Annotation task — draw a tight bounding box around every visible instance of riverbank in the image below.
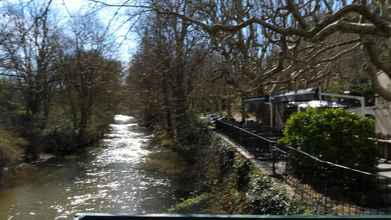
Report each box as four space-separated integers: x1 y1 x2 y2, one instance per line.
0 115 118 183
0 129 27 183
149 124 308 214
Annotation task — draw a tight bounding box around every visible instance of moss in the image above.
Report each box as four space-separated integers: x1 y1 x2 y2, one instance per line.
142 149 187 176
155 129 175 148
169 193 211 213
233 155 251 192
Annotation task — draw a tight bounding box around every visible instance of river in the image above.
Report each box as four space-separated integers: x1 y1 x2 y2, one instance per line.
0 115 182 220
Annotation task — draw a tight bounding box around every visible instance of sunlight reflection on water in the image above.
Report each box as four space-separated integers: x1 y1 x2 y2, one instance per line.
0 114 175 220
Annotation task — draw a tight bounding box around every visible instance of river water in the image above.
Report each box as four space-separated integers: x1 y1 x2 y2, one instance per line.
0 115 180 220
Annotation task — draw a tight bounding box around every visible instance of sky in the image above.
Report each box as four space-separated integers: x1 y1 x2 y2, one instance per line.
53 0 139 62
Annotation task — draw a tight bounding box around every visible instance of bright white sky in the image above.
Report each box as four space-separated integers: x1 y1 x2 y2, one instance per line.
53 0 138 62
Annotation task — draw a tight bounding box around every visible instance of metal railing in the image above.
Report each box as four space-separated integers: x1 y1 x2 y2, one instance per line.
376 139 391 160
215 119 391 215
74 213 391 220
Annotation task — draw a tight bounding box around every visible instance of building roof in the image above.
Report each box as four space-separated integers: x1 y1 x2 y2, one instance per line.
243 88 320 104
243 96 270 103
272 88 319 103
289 100 346 109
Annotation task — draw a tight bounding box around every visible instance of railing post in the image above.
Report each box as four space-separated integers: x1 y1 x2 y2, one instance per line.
272 146 276 175
284 147 288 182
324 172 328 214
239 129 243 145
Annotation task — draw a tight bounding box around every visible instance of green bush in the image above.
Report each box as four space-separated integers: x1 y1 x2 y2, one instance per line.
280 108 376 172
280 108 380 205
177 113 211 145
280 109 377 200
247 174 303 214
279 108 377 197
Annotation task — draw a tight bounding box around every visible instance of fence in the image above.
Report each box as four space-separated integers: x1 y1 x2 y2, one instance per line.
215 119 391 215
377 139 391 161
74 214 391 219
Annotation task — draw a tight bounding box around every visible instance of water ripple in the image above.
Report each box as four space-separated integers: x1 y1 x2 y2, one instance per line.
0 115 176 220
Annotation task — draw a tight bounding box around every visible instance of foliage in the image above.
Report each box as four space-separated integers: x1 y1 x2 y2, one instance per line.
280 108 376 171
171 135 305 214
59 51 124 145
152 112 211 163
280 108 377 192
0 1 125 157
174 113 212 162
0 80 25 128
246 173 301 215
177 113 211 145
0 129 26 165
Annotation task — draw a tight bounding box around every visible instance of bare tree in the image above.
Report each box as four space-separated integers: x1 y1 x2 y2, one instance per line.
0 0 61 133
59 13 122 145
145 0 391 100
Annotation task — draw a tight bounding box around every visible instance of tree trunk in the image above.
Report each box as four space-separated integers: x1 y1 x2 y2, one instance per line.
162 69 174 137
78 103 89 145
173 56 187 141
172 16 189 143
